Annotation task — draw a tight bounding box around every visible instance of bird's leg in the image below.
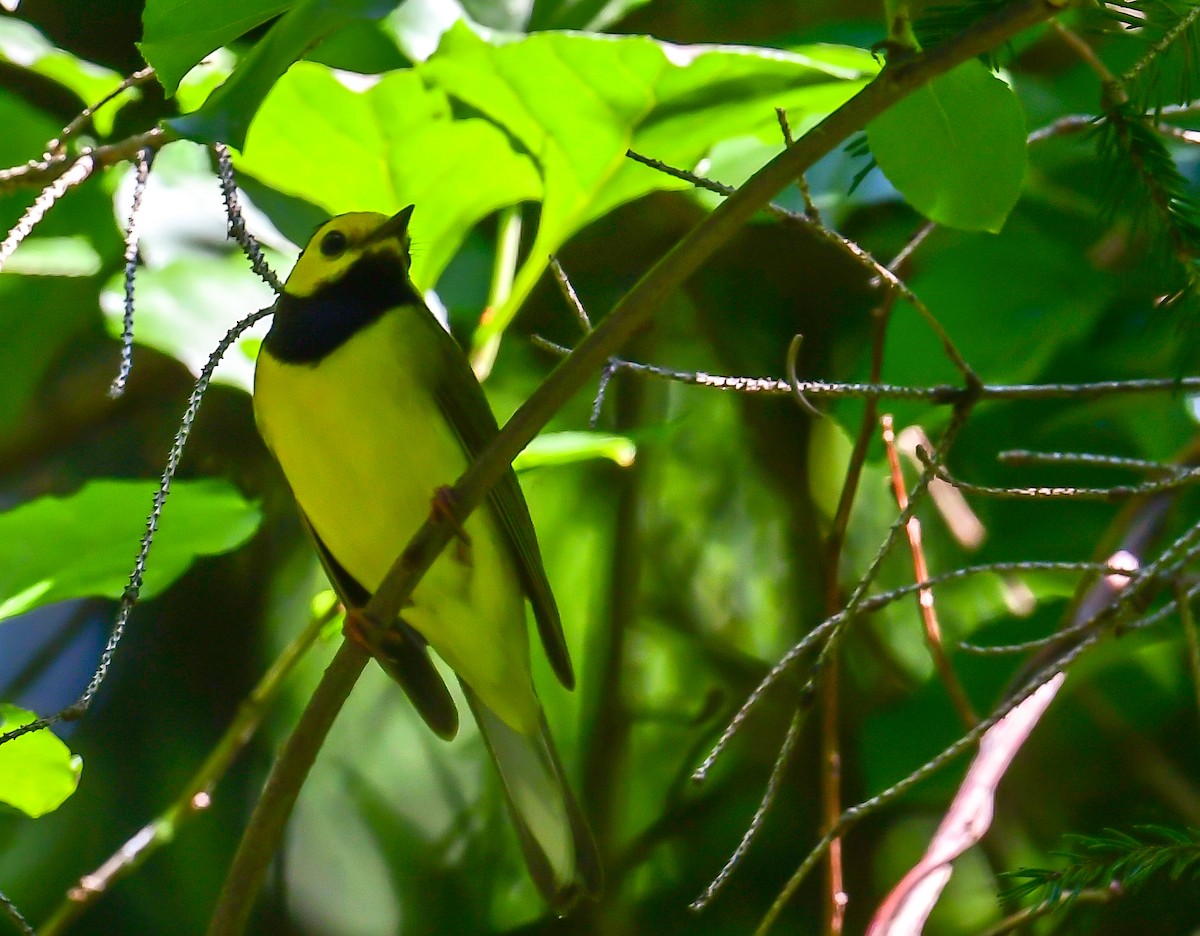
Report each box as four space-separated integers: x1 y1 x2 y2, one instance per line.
431 485 473 565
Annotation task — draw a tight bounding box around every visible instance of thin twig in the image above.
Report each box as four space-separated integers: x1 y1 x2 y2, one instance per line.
207 640 370 935
811 403 976 673
817 227 919 616
1027 112 1097 144
549 256 592 332
1130 580 1200 636
997 450 1179 472
0 890 32 936
926 456 1200 501
690 710 804 908
729 405 978 930
213 143 282 293
890 221 937 271
0 127 166 194
534 337 1200 403
592 362 618 429
0 156 95 273
812 268 906 936
47 66 156 156
820 667 847 936
775 106 820 220
109 147 156 399
1054 20 1121 88
548 257 617 425
1157 124 1200 144
984 518 1200 664
786 335 823 417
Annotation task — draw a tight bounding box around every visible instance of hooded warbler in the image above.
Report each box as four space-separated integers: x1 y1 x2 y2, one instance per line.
253 207 600 913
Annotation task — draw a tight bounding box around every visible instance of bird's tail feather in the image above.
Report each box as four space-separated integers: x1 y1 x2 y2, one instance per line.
461 683 601 915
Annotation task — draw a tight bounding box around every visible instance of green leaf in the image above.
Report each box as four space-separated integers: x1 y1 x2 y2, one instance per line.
140 0 293 95
417 26 877 353
0 479 262 622
169 0 396 147
0 705 82 817
237 63 541 289
513 431 636 471
867 60 1027 233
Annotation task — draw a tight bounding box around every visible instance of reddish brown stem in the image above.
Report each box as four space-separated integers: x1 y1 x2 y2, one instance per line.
881 415 978 728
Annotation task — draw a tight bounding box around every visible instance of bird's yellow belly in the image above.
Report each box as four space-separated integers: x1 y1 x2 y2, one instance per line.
254 316 536 731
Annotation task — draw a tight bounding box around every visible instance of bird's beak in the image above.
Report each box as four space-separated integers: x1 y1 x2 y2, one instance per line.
366 204 415 247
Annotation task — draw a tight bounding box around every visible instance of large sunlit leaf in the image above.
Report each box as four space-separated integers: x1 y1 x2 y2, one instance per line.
0 705 82 818
867 60 1027 233
0 479 262 622
237 63 542 289
417 25 878 355
169 0 395 147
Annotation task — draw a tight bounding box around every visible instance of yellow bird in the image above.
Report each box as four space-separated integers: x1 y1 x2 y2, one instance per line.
252 207 600 912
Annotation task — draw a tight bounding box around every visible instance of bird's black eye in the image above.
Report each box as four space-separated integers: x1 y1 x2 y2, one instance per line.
320 229 348 258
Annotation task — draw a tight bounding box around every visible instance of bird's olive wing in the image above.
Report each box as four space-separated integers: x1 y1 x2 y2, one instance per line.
300 511 460 739
419 309 575 690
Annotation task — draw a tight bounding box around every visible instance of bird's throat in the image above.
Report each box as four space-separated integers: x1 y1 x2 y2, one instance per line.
264 251 423 364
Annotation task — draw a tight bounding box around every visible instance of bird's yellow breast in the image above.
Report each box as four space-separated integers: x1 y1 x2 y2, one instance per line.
254 309 537 732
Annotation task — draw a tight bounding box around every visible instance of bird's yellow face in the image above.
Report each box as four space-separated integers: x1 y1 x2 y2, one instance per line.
284 207 415 299
261 205 422 366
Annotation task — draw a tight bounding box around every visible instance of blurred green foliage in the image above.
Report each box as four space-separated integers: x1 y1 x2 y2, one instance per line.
0 1 1199 934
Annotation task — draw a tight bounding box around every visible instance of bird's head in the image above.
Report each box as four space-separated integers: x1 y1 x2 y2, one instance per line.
284 206 415 299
